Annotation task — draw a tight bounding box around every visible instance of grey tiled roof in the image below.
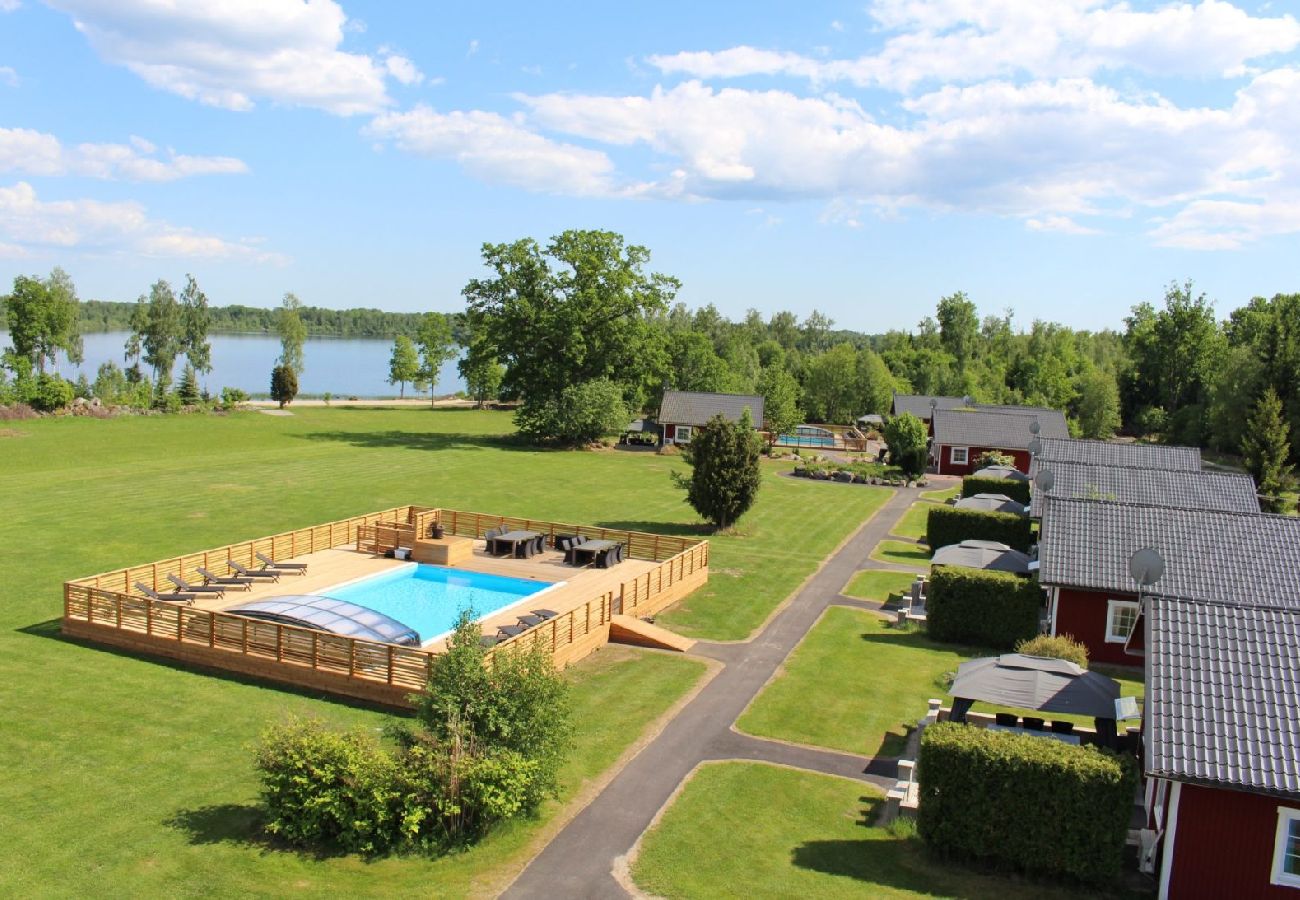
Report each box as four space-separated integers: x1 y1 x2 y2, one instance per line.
1032 437 1201 472
1029 462 1260 518
1146 595 1300 798
931 408 1070 450
1037 497 1300 606
890 394 968 420
658 391 764 428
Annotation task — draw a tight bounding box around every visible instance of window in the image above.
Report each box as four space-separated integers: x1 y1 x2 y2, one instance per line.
1105 599 1139 643
1274 807 1300 888
676 425 693 444
950 446 969 464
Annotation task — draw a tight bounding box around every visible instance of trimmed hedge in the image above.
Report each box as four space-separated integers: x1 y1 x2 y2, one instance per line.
926 567 1042 648
961 475 1031 505
918 722 1138 885
926 504 1033 552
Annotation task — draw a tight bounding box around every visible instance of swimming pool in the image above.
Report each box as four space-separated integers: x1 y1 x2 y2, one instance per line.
322 564 561 646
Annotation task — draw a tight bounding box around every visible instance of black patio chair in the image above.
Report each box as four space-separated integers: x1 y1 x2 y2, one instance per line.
196 566 254 589
517 614 545 627
994 712 1019 727
531 609 558 620
1022 716 1046 731
167 573 225 597
1050 720 1075 735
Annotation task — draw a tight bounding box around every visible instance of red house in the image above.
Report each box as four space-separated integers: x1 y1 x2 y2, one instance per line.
930 407 1068 476
1037 498 1300 666
1143 596 1300 898
657 390 764 446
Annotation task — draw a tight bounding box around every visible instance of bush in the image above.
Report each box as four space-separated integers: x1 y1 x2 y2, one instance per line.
960 475 1031 505
974 450 1015 468
918 722 1137 884
1015 633 1089 668
926 567 1042 649
927 504 1032 552
515 377 630 446
270 364 298 408
883 412 929 478
30 373 73 412
220 387 249 410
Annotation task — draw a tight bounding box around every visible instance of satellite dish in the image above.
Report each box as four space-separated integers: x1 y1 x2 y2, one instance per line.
930 398 938 409
1027 437 1043 456
963 395 975 407
1034 468 1055 492
1129 547 1165 587
1029 418 1041 435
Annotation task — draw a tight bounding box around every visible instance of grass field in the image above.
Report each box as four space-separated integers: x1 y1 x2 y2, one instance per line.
841 570 916 603
888 502 932 542
0 406 879 896
919 485 960 503
869 539 931 569
631 762 1090 899
736 608 1143 758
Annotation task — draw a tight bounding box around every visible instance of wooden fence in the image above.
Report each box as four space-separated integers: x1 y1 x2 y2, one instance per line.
62 504 709 707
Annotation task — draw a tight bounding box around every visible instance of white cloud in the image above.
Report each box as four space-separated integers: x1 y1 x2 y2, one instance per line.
0 0 19 12
649 1 1300 90
365 104 619 197
467 39 480 57
1026 214 1101 235
47 0 397 115
0 127 248 180
0 66 17 87
0 181 285 261
384 54 424 86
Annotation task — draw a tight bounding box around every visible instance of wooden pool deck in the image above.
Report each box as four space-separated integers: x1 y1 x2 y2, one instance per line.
198 542 658 651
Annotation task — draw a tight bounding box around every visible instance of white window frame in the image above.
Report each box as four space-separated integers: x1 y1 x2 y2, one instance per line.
1273 807 1300 888
1105 599 1140 644
950 446 969 465
675 425 693 444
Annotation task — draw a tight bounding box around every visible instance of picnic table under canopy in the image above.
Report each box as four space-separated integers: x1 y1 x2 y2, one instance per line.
947 653 1121 740
931 539 1032 574
955 493 1029 515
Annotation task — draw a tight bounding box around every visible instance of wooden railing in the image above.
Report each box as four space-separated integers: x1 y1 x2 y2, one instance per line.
437 508 701 562
617 540 709 615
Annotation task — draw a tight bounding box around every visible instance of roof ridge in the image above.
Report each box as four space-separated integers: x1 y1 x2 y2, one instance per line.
1036 460 1251 478
1145 593 1300 615
1039 436 1201 452
1042 494 1296 523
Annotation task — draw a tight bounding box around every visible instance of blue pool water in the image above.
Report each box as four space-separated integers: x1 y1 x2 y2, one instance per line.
323 564 558 644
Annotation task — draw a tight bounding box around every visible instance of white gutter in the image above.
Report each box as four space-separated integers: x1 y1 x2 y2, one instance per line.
1157 781 1182 900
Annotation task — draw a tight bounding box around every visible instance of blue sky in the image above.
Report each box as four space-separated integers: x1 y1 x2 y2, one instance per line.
2 0 1299 333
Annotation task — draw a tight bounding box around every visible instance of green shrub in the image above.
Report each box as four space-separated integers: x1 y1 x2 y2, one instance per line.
918 722 1137 884
1015 633 1089 668
960 475 1031 505
220 386 249 410
926 567 1042 649
927 505 1032 552
883 412 928 478
270 364 298 408
515 377 630 446
974 450 1016 468
31 373 74 412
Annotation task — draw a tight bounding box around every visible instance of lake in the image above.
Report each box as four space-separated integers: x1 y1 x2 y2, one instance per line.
0 331 465 398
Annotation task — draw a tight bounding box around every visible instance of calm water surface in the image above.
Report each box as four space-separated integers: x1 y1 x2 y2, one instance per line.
1 330 464 398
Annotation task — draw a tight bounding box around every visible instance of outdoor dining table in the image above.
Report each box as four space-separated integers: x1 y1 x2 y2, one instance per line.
491 530 540 558
568 539 619 567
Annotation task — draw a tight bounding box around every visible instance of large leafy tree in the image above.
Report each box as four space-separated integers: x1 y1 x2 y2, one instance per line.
854 348 895 417
802 342 859 423
675 410 763 530
1241 387 1293 513
415 312 456 404
141 279 181 382
179 273 213 374
1073 366 1122 439
883 411 929 478
276 291 306 376
757 364 801 444
464 230 676 438
937 291 980 372
387 334 421 398
3 268 82 374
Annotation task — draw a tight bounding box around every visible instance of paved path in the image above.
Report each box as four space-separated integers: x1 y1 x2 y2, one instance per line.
503 488 919 899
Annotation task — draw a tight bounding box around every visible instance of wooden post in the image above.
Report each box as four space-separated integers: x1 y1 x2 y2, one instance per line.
145 600 152 635
177 606 184 641
115 594 122 628
208 612 215 647
349 641 356 677
276 624 284 661
387 645 395 685
312 632 319 669
241 618 248 654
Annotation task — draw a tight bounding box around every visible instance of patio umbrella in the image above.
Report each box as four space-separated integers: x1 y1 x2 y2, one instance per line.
931 540 1032 574
972 465 1030 482
948 653 1121 720
955 493 1028 515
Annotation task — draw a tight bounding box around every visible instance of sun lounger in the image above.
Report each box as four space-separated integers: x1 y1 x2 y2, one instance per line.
531 608 558 620
517 614 545 627
135 582 195 605
228 560 281 581
167 573 225 596
197 566 254 589
496 624 527 638
256 552 308 573
480 634 503 648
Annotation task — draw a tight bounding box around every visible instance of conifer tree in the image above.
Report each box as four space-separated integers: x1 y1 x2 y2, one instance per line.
1241 387 1293 513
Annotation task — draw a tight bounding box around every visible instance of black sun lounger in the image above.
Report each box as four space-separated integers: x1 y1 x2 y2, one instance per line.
135 582 195 605
196 566 254 589
167 573 225 596
228 560 282 581
256 552 308 573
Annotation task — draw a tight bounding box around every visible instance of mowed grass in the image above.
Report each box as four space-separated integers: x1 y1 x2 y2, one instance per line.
0 406 879 896
841 570 917 603
737 608 1143 758
870 539 932 569
889 502 932 543
632 762 1090 900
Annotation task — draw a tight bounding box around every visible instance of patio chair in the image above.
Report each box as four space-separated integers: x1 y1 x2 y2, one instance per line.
135 582 195 605
197 566 254 589
994 712 1018 727
167 573 225 596
228 560 282 581
517 614 546 627
532 534 547 555
1021 716 1046 731
256 552 308 574
484 527 502 555
1049 720 1075 735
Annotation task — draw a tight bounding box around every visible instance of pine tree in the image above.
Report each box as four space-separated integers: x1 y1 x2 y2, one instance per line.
675 409 763 530
1241 387 1293 513
177 362 201 406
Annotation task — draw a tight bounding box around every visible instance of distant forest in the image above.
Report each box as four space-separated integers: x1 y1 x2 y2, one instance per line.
0 299 459 339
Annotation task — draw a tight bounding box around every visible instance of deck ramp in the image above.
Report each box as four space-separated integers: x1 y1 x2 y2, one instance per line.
608 615 695 652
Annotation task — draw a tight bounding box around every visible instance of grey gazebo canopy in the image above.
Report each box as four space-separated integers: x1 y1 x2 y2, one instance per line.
955 493 1028 515
948 654 1121 723
972 464 1031 482
931 539 1032 574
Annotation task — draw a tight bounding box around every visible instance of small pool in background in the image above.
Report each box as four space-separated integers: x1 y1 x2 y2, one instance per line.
322 564 561 645
777 425 838 448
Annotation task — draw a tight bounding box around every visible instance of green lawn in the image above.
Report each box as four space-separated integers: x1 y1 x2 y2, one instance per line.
919 485 960 503
889 502 932 543
3 405 889 896
841 570 917 604
737 608 1143 758
870 539 931 569
632 762 1090 899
